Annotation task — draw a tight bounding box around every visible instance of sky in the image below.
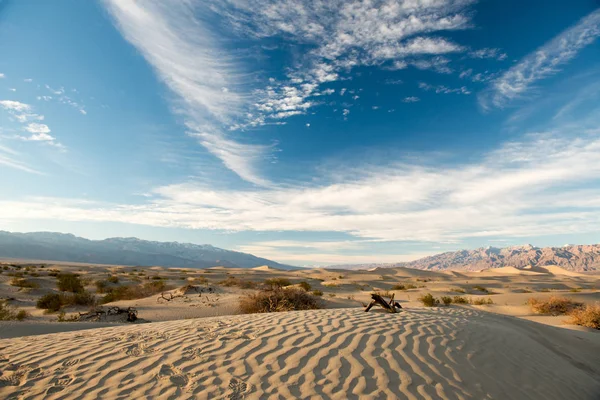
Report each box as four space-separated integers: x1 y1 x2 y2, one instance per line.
1 1 600 266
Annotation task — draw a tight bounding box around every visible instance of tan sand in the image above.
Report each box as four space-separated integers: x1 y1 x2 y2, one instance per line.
0 307 599 399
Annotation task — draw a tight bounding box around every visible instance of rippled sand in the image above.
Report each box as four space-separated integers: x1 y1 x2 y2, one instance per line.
1 307 599 399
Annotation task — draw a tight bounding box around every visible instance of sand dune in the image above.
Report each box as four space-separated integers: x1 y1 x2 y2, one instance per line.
480 266 544 275
1 308 599 399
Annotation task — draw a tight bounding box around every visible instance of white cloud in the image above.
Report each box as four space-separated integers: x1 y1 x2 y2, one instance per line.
103 0 271 186
0 100 31 113
419 82 470 94
0 73 4 78
24 123 51 134
23 78 33 82
402 96 420 103
23 132 55 142
480 8 600 109
3 119 600 246
8 88 16 92
469 47 507 60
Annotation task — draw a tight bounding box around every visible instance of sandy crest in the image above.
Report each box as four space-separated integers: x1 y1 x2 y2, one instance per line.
0 307 599 400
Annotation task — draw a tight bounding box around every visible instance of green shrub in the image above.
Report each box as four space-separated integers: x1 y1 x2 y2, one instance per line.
10 278 39 289
441 296 452 306
312 290 323 296
418 293 440 307
37 293 63 312
239 288 322 313
107 275 119 284
298 281 311 291
57 273 84 293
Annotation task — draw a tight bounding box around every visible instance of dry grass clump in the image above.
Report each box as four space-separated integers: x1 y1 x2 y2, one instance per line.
418 293 440 307
311 290 323 296
264 278 292 289
470 297 494 305
36 291 97 313
527 296 583 316
239 288 322 314
101 281 170 304
567 304 600 330
452 296 469 304
10 278 39 289
440 296 452 306
298 281 311 291
0 300 28 321
218 276 258 289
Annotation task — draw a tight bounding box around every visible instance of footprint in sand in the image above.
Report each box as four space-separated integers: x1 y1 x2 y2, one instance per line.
62 358 80 367
157 364 189 387
228 377 248 400
46 374 75 395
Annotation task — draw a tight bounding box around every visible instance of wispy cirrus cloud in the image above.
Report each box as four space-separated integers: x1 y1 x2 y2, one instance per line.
0 144 42 174
480 8 600 109
0 100 64 148
418 82 470 94
103 0 273 186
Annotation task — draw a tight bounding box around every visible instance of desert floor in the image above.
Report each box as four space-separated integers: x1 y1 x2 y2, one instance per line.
0 260 599 399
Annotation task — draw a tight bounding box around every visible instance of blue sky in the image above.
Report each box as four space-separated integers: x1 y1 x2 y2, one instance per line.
1 1 600 266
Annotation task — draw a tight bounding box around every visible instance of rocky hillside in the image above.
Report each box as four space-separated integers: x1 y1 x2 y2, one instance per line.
399 244 600 272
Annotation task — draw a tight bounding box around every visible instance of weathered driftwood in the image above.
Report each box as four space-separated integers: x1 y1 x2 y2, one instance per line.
78 306 138 322
364 293 403 313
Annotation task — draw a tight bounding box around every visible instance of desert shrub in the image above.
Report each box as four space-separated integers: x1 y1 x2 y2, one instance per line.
441 296 452 306
57 311 79 322
328 293 336 298
419 293 440 307
312 290 323 296
218 277 239 287
452 288 466 293
30 272 40 277
239 280 258 289
37 293 63 312
95 280 109 294
470 297 494 305
298 281 311 291
68 291 96 307
373 290 393 298
452 296 469 304
217 277 256 288
391 284 406 290
10 278 39 289
151 275 163 280
569 288 581 293
405 284 417 289
323 283 339 288
527 296 583 316
107 275 119 284
193 276 209 285
100 281 169 304
0 301 28 321
264 278 292 289
239 288 322 313
472 285 489 293
567 304 600 330
57 273 84 293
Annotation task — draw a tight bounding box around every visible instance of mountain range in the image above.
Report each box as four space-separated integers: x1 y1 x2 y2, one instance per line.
0 231 297 270
327 244 600 272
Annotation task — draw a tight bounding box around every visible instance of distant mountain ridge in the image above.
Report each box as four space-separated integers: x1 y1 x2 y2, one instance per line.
0 231 298 270
326 244 600 272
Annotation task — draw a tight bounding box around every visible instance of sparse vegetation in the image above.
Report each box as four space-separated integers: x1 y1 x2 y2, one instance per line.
452 288 466 293
441 296 452 306
418 293 440 307
470 297 494 305
567 304 600 330
239 288 322 313
0 301 28 321
312 290 323 296
107 275 119 284
391 284 406 290
218 276 258 289
37 293 63 312
264 278 291 289
101 281 170 304
472 285 489 293
36 290 96 312
57 273 84 293
95 280 109 293
452 296 469 304
527 296 583 316
10 278 39 289
298 281 311 291
569 288 581 293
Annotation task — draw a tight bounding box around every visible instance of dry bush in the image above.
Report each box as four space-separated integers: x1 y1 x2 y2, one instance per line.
298 281 311 291
418 293 440 307
452 296 469 304
218 276 257 289
391 284 406 290
441 296 452 306
452 288 466 293
472 285 489 293
567 304 600 330
10 278 39 289
239 288 322 314
470 297 494 305
107 275 119 284
264 278 292 289
323 283 339 288
57 273 84 293
312 290 323 296
37 293 63 312
0 301 28 321
101 281 170 304
569 288 581 293
36 290 96 312
95 280 109 294
373 290 393 298
528 296 583 316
